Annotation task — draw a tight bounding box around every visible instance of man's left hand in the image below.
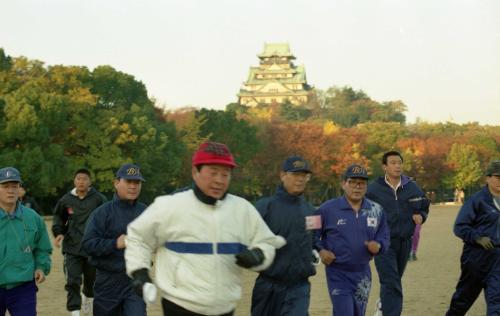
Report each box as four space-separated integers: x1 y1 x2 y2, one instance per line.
365 241 381 255
413 214 423 225
34 269 45 284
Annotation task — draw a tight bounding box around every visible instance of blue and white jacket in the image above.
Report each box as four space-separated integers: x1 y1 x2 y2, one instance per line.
366 175 429 240
125 187 286 315
315 197 390 271
454 186 500 248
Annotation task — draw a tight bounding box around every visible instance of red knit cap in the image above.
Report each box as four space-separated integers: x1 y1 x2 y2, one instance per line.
192 141 237 168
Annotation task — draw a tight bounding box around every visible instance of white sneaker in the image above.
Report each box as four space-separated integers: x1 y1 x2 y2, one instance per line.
82 294 93 314
373 298 383 316
71 311 81 316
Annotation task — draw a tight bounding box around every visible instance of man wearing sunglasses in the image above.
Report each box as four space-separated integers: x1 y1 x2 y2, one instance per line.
315 164 390 316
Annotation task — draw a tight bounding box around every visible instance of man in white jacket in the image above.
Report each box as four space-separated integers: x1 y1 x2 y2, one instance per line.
125 141 286 316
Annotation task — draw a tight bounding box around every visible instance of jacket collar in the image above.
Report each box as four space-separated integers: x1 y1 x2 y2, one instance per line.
377 175 411 188
339 196 371 212
112 193 137 208
0 202 23 219
275 184 303 202
70 187 96 199
192 183 227 206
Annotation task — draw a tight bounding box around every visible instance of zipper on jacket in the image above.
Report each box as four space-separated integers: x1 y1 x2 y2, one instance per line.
212 203 219 304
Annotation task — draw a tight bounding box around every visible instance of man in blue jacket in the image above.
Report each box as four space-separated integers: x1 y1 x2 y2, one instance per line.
251 156 317 316
446 160 500 316
316 164 390 316
82 163 147 316
366 151 429 316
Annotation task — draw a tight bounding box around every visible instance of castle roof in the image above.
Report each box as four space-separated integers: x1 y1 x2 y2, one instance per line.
257 43 295 58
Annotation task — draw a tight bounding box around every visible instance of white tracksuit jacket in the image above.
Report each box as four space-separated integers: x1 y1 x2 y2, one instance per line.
125 189 286 315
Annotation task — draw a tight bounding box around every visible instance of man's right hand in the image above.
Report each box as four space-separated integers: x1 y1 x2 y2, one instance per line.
54 235 64 248
319 249 336 265
476 236 494 250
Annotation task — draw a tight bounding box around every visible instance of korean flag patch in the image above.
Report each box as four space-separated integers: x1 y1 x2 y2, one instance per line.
367 217 377 228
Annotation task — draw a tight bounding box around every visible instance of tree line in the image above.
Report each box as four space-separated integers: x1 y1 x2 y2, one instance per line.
1 48 498 213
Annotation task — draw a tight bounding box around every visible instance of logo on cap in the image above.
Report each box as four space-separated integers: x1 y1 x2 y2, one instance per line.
343 164 369 180
351 166 364 175
126 167 140 176
293 160 306 168
0 167 22 184
116 163 146 181
5 170 15 177
282 156 311 173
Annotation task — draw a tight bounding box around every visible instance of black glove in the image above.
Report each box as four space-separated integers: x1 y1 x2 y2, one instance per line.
235 248 265 268
476 236 494 250
131 268 152 298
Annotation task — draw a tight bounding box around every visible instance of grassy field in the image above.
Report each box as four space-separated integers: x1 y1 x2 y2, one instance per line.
37 204 486 315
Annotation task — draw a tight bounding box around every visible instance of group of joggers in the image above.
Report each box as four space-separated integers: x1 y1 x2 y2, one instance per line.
0 142 499 316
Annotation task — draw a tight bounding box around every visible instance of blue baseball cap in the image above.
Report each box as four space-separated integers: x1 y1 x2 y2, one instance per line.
343 164 369 180
115 163 146 181
0 167 22 184
282 156 312 173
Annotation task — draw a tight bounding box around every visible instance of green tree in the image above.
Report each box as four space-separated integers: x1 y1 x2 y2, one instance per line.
446 143 483 191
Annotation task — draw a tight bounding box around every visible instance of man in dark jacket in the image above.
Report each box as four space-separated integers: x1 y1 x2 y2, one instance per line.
82 163 147 316
251 156 317 316
366 151 429 316
446 160 500 316
52 168 107 316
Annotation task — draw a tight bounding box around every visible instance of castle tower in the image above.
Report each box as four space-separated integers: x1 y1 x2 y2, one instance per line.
238 43 312 106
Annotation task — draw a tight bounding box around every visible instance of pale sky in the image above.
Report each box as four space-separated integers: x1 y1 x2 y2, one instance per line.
1 0 499 125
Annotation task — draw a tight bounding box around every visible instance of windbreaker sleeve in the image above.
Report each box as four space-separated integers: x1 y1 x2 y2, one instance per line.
243 201 286 272
313 207 325 251
409 183 430 223
453 197 481 244
34 216 52 275
51 198 67 237
374 207 390 254
81 205 118 257
125 197 163 276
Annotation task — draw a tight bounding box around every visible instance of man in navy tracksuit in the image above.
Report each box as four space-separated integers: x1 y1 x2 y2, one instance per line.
316 164 390 316
366 151 429 316
251 156 317 316
446 160 500 316
82 163 147 316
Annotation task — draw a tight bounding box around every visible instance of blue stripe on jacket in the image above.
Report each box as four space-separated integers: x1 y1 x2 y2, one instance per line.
165 242 247 254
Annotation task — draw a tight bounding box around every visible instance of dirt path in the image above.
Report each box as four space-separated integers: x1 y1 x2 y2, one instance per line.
37 204 486 315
